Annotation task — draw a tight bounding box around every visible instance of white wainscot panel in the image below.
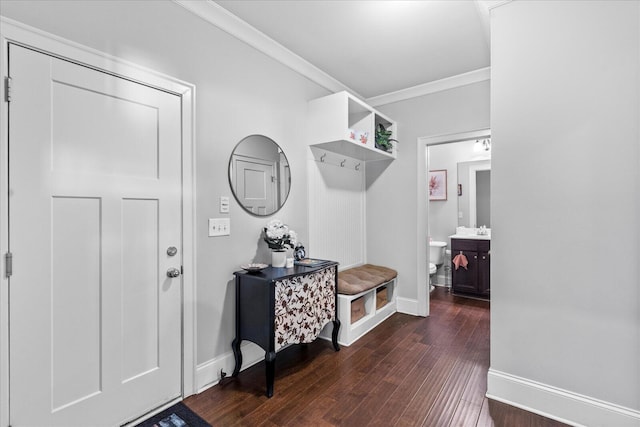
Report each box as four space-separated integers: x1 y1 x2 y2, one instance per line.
308 150 365 268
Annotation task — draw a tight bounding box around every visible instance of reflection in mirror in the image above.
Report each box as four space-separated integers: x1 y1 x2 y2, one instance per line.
229 135 291 216
457 160 491 228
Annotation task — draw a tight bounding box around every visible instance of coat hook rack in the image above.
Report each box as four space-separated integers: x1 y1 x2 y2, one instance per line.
340 159 346 167
320 153 326 162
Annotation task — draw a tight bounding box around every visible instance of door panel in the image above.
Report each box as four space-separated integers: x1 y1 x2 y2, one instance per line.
51 197 103 411
51 77 159 178
9 44 182 426
122 198 160 383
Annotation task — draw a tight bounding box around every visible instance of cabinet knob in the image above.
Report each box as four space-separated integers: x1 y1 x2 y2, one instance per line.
482 256 486 260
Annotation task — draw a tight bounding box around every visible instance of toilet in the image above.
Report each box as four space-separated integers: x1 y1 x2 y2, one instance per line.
429 241 447 291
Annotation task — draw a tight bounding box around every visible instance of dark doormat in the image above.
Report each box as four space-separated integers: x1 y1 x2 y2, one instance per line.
134 402 211 427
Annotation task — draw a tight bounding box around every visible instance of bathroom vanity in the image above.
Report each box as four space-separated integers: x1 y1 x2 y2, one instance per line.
449 235 490 298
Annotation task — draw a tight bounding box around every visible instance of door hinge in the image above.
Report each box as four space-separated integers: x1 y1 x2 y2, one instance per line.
5 252 13 278
5 76 12 102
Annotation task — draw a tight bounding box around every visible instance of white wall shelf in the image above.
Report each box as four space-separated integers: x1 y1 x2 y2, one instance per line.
308 91 397 161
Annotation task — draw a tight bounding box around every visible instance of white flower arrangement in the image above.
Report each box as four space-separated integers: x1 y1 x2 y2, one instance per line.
263 219 297 250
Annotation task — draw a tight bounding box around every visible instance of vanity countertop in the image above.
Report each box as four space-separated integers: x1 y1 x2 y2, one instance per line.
449 233 491 241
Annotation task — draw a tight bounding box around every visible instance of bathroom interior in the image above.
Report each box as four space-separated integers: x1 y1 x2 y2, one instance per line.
427 136 491 297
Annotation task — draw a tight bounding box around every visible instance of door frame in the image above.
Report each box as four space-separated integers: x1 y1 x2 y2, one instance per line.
417 128 491 317
0 17 197 427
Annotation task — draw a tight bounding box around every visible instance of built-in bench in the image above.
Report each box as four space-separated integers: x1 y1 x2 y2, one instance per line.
321 264 397 346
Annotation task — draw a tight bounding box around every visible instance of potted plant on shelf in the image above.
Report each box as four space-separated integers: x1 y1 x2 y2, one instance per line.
263 219 297 267
375 123 397 153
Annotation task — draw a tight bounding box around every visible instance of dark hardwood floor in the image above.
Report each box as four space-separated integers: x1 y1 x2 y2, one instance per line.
185 287 569 426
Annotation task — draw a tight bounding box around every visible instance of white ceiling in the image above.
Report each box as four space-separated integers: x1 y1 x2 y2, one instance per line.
214 0 494 100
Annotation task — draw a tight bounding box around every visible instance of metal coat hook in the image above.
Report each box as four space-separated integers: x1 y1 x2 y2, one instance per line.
340 159 346 167
355 163 361 171
320 153 326 162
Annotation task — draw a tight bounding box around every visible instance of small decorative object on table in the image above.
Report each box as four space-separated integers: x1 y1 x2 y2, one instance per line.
263 219 297 268
271 250 286 268
240 263 268 274
294 258 332 267
294 244 306 261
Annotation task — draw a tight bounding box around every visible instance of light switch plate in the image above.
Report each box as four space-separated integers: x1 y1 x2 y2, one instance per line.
209 218 230 237
220 196 229 213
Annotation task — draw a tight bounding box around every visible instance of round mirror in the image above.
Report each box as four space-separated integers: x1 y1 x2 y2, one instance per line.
228 135 291 216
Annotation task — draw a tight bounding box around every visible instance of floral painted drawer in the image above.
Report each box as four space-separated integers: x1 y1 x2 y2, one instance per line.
274 267 336 351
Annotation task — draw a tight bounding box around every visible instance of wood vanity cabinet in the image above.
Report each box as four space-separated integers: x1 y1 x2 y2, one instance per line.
451 238 490 298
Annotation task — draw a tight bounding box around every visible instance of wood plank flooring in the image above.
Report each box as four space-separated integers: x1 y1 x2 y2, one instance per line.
185 287 569 427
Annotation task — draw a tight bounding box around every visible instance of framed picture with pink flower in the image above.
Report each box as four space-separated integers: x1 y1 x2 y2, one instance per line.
429 169 447 201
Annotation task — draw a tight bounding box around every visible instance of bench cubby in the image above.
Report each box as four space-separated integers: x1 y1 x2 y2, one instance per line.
321 276 396 346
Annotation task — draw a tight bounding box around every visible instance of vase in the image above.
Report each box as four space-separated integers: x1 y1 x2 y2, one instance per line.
271 250 287 268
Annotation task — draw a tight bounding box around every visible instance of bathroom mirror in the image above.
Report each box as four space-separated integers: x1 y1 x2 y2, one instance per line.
229 135 291 216
457 159 491 228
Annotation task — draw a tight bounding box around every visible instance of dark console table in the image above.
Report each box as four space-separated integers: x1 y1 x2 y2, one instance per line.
231 261 340 397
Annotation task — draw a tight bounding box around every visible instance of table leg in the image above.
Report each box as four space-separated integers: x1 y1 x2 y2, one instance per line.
331 319 341 351
231 337 242 377
265 351 276 398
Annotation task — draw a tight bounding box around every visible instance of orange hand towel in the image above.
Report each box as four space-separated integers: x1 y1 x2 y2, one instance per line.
452 253 468 270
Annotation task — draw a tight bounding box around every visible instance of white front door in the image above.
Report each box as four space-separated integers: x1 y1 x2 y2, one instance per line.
8 44 183 426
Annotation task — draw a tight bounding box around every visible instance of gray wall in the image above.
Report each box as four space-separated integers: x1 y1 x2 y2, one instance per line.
369 82 490 302
490 0 639 420
0 0 329 368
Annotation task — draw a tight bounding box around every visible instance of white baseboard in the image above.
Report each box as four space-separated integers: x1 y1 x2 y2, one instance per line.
487 369 640 427
195 342 265 393
396 297 419 316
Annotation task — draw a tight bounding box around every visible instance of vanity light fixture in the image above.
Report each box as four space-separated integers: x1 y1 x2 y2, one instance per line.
474 138 491 152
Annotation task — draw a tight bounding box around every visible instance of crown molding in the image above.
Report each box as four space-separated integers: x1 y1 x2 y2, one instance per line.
174 1 493 106
366 67 491 107
486 0 514 10
173 0 360 98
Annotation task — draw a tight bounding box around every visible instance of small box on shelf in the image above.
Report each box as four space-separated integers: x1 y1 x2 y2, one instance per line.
351 296 366 324
376 286 388 309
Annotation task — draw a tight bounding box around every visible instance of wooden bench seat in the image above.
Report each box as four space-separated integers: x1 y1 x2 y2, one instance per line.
338 264 398 295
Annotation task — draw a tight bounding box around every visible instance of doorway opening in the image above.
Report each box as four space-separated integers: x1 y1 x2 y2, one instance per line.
417 129 491 314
